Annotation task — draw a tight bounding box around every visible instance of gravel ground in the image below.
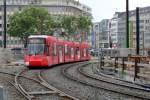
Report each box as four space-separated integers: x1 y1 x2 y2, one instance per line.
43 63 144 100
44 64 99 100
18 70 51 92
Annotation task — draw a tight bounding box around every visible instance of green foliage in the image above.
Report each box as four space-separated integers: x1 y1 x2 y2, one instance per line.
8 6 54 38
77 16 92 32
61 16 78 35
61 16 92 37
8 6 92 41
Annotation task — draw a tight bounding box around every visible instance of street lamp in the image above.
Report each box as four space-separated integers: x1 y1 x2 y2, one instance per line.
3 0 6 48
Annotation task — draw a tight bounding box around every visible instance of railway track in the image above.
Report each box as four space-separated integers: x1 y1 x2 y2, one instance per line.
62 62 150 100
39 69 79 100
0 66 79 100
78 63 150 91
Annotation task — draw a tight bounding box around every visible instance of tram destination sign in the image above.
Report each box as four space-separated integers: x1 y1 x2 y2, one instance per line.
28 38 45 44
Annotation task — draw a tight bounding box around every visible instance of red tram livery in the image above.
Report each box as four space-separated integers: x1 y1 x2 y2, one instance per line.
24 35 91 68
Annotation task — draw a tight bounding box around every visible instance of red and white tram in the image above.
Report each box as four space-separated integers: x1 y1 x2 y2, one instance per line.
24 35 91 68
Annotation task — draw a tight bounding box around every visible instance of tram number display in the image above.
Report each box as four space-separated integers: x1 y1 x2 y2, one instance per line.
28 38 45 44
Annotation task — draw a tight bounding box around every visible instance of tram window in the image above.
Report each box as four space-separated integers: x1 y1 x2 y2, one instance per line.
29 38 45 44
68 47 71 57
45 45 49 56
65 45 68 55
53 43 57 56
76 47 79 55
59 46 62 51
58 45 63 56
71 48 74 55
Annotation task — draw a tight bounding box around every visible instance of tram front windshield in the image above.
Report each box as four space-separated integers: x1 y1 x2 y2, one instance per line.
27 38 45 55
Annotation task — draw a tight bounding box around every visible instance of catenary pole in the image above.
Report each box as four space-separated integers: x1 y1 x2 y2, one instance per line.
3 0 6 48
136 7 140 55
126 0 129 48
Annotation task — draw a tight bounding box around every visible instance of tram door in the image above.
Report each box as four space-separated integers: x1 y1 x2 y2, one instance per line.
58 46 63 63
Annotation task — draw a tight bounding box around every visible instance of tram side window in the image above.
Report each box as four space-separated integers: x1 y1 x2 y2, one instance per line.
58 45 62 53
53 43 57 56
49 44 52 56
76 47 79 55
65 45 68 55
45 45 49 56
68 47 71 57
71 48 74 55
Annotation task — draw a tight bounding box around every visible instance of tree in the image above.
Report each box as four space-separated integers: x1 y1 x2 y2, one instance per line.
60 16 92 41
61 16 78 38
61 16 78 39
8 6 54 46
77 16 92 33
77 16 92 42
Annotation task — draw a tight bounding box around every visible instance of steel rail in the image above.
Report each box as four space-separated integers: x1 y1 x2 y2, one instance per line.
78 64 150 91
0 65 80 99
62 62 150 100
14 68 34 100
0 69 58 99
38 70 80 100
91 62 150 89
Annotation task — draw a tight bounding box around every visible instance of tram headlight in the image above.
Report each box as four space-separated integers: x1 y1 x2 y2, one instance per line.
25 62 29 66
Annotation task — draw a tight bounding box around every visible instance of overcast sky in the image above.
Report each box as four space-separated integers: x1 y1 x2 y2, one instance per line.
80 0 150 22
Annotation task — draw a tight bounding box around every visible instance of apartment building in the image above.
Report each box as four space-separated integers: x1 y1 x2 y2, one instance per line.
110 6 150 55
93 19 110 49
99 19 110 48
92 22 100 49
92 6 150 55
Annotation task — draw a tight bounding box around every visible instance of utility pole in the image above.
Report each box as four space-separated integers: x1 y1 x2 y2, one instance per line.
134 7 140 80
3 0 6 48
126 0 129 48
136 7 140 55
